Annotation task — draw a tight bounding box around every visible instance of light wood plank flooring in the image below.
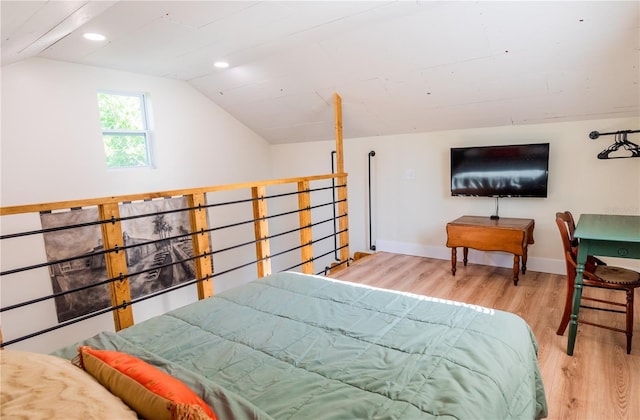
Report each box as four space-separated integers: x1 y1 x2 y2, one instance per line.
328 252 640 420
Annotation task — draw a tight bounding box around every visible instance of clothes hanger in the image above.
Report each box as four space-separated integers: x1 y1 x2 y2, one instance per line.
590 130 640 159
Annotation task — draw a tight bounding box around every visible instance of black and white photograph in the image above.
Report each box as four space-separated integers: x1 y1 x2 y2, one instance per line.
41 198 199 322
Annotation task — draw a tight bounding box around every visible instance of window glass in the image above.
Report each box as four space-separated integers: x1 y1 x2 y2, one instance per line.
97 92 151 168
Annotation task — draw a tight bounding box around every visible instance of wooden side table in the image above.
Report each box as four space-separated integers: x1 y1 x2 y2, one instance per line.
446 215 535 285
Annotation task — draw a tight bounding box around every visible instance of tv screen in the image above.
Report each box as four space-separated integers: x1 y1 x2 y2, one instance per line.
450 143 550 197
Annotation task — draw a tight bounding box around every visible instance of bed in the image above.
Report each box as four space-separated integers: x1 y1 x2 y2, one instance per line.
8 270 547 419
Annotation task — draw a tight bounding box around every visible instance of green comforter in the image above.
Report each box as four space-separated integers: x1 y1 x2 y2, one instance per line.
56 271 547 419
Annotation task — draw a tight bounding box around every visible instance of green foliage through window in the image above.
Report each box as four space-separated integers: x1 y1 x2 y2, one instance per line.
97 92 151 168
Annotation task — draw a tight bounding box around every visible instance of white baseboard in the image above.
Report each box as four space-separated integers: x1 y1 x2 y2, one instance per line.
374 239 566 275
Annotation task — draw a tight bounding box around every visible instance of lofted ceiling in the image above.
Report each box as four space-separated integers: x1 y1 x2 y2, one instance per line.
2 1 639 144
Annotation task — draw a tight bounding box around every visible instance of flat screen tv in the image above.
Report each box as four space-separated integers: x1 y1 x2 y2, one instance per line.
450 143 550 198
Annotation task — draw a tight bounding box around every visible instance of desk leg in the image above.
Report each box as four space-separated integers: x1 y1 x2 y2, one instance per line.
567 263 585 356
463 247 468 266
512 255 520 285
451 248 457 275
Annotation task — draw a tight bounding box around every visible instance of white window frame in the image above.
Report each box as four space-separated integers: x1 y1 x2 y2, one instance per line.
97 90 153 169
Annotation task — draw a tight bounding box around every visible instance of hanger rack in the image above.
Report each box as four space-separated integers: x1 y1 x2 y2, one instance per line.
589 129 640 159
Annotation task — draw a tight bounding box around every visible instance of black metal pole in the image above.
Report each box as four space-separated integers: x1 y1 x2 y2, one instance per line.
589 129 640 139
368 151 376 251
331 150 339 260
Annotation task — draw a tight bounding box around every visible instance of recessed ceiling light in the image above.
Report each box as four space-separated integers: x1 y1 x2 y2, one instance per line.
83 32 106 41
214 61 229 69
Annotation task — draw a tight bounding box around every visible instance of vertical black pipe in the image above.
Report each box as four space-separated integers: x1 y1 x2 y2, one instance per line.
368 151 376 251
331 150 339 260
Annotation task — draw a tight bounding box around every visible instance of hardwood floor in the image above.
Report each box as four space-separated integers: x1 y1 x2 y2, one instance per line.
328 252 640 420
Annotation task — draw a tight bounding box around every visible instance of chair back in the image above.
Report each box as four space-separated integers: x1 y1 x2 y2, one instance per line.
555 212 577 281
556 211 599 280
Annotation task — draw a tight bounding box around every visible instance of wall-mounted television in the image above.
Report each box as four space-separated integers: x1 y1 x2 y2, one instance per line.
450 143 550 198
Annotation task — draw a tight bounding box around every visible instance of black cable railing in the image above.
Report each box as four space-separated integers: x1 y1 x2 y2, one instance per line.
0 183 346 243
0 195 347 278
1 209 350 307
0 177 351 347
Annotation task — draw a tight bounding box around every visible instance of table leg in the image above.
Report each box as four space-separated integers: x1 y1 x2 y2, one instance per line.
451 247 457 275
463 247 468 266
522 246 528 274
512 255 520 285
567 262 585 355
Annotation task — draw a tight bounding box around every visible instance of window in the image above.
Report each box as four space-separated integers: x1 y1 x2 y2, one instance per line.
97 91 152 169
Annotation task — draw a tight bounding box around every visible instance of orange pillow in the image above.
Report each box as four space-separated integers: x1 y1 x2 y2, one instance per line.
76 346 216 420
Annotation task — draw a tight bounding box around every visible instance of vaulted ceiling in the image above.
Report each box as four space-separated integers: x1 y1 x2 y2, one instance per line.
2 1 639 144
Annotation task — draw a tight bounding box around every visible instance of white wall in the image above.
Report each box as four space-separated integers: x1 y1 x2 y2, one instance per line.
1 58 271 205
271 117 640 274
0 58 273 352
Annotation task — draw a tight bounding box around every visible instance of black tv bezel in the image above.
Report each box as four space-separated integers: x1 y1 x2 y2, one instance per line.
450 142 550 198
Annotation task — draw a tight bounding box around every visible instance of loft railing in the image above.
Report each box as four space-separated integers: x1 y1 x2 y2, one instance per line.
0 173 350 348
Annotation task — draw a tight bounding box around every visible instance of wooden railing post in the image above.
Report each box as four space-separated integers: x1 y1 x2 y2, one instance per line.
252 186 272 278
334 93 351 262
334 93 344 174
187 193 214 299
98 203 134 330
297 181 314 274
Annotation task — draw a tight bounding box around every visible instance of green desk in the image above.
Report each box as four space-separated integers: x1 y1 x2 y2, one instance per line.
568 214 640 355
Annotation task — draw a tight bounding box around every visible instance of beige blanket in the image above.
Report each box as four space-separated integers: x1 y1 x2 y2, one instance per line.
1 349 137 419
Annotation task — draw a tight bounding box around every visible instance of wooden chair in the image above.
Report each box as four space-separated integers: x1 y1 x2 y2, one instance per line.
561 210 607 266
555 211 640 354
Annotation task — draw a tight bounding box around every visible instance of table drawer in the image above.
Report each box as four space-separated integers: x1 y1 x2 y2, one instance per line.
446 224 526 255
